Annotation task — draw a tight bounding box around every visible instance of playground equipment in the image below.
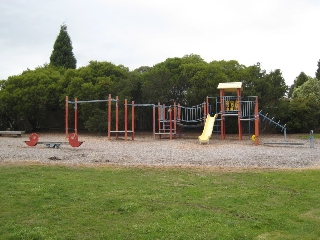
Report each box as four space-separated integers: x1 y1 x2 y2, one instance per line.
178 103 207 127
198 114 218 144
66 93 215 140
66 95 134 140
208 82 260 146
156 103 178 139
66 96 110 137
66 95 182 140
259 111 287 141
65 82 260 144
258 111 303 146
142 82 260 145
63 82 315 147
25 133 83 148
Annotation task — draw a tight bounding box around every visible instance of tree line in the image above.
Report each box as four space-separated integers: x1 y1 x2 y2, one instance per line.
1 25 320 134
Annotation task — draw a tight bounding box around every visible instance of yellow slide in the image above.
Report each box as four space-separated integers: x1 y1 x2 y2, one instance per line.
198 114 218 144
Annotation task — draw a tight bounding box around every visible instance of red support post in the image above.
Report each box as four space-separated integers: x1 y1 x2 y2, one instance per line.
153 105 156 140
177 103 181 137
169 107 172 140
178 103 181 122
162 104 166 138
173 102 177 138
124 99 128 141
206 96 209 117
132 101 135 140
203 101 207 122
116 96 119 139
158 103 161 138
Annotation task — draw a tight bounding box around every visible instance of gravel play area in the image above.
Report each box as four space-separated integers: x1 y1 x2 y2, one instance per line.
1 132 319 169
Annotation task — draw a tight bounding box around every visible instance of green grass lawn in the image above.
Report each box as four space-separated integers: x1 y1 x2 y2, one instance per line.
300 133 320 139
1 165 320 239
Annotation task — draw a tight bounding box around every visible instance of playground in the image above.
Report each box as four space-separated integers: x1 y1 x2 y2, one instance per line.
1 81 319 169
65 82 260 143
1 132 319 169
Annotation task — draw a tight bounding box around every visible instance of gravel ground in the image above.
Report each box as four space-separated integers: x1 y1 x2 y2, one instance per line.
1 132 319 169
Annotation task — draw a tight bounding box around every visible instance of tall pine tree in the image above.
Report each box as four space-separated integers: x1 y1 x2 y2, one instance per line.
316 59 320 80
50 24 77 69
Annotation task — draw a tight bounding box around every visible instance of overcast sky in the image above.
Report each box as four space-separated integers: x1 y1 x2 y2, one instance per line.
1 0 319 86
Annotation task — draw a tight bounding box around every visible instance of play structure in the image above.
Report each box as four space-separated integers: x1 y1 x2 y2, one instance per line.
65 82 261 145
66 95 209 140
25 133 83 148
200 82 259 145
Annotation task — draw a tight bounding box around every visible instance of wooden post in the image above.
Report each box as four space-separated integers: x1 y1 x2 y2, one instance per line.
132 101 135 140
125 99 128 141
163 104 166 138
158 103 161 138
206 96 209 117
153 105 156 140
116 96 119 139
173 102 177 138
177 103 181 137
178 103 181 122
203 101 207 122
169 107 172 140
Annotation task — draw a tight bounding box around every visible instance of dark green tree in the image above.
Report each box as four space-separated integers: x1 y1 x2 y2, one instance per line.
141 54 207 105
288 72 308 98
61 61 130 132
50 24 77 69
284 95 320 133
316 59 320 80
0 66 65 131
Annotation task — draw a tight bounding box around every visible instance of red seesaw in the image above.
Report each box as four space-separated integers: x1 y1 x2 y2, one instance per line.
25 133 83 148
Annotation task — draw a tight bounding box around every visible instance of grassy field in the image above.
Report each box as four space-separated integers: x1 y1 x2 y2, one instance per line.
1 165 320 239
300 133 320 139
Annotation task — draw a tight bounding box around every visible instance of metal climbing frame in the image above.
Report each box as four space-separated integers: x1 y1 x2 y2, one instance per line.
66 96 113 137
259 111 287 141
66 95 135 141
178 103 205 124
240 97 256 119
213 96 256 118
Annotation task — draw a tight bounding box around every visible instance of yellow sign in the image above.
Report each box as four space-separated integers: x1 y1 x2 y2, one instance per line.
225 100 238 111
